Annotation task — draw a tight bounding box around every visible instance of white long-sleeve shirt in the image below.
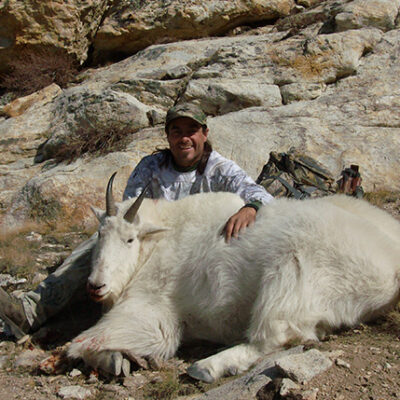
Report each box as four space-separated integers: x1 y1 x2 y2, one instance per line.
123 150 273 206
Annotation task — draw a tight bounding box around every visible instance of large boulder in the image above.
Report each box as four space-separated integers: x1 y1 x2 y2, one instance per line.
0 0 109 72
92 0 295 63
335 0 400 32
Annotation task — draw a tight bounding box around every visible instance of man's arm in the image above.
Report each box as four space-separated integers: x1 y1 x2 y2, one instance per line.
123 156 156 200
217 159 273 242
223 205 257 242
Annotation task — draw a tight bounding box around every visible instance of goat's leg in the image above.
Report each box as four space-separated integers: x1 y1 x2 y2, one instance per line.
187 342 264 383
187 255 322 383
68 296 181 376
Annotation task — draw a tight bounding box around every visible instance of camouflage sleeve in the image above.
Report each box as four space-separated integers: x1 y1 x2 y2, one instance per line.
123 156 156 200
217 160 274 206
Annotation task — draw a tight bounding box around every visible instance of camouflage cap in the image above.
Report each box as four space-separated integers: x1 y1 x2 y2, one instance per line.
165 103 207 131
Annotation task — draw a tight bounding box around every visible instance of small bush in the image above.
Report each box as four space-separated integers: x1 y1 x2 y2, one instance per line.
364 191 400 207
142 370 181 400
270 49 333 79
28 187 62 223
0 47 79 97
53 122 134 163
0 223 44 279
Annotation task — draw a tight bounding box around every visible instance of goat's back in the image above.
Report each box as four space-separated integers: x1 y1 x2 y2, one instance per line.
176 195 400 343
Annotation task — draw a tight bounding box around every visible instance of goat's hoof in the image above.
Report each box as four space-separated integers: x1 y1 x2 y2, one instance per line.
110 352 123 376
121 358 131 377
95 351 123 376
187 364 214 383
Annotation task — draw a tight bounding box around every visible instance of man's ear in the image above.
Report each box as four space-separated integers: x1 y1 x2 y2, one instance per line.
138 223 170 240
90 206 105 222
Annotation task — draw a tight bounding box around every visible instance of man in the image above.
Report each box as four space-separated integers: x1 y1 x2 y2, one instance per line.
124 103 273 241
0 103 273 338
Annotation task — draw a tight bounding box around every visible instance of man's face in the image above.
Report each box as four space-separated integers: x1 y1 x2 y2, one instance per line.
167 117 209 168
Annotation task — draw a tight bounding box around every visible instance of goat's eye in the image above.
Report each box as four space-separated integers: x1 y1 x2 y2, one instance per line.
127 238 134 243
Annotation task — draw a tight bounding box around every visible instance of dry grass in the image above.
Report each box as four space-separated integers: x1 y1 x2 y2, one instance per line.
142 370 181 400
270 49 333 79
53 122 134 163
0 47 79 97
0 218 96 282
364 190 400 207
0 222 48 278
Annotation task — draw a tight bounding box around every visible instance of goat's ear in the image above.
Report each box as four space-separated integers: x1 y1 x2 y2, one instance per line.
138 223 170 239
90 206 105 222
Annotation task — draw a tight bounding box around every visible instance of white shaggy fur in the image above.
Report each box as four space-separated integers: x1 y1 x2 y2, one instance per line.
68 192 400 382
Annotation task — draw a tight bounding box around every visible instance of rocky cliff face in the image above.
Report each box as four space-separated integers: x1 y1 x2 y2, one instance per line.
0 0 399 230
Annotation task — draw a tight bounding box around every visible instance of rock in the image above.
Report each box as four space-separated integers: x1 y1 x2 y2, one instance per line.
25 232 43 242
0 97 54 164
323 350 345 360
181 78 282 115
93 0 295 63
280 83 326 104
279 378 300 396
335 358 351 369
32 272 47 285
57 385 93 400
208 30 399 191
102 383 129 396
1 84 62 118
335 0 400 32
0 0 109 72
2 152 138 230
14 349 46 369
300 388 319 400
384 362 392 370
69 369 82 378
39 87 157 162
0 355 9 369
275 349 333 384
86 371 99 384
0 274 27 287
123 373 148 389
193 346 303 400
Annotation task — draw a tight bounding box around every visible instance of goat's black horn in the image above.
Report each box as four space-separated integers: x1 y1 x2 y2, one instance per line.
124 183 150 223
106 172 118 217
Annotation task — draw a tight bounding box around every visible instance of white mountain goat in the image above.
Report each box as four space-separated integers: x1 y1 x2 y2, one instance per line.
68 173 400 382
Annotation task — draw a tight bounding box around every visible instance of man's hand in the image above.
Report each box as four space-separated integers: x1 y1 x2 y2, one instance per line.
223 206 257 243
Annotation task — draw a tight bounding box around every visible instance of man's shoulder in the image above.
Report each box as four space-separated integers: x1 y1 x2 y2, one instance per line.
207 151 240 173
137 152 166 168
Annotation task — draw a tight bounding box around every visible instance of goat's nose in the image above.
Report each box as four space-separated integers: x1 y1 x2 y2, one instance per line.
86 281 106 292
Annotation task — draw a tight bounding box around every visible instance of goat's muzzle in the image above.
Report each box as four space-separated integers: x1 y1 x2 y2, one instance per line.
87 281 108 303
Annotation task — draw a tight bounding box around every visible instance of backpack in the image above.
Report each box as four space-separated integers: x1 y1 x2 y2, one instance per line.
256 149 364 199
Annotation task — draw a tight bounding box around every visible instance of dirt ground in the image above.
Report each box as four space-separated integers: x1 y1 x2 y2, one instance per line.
0 196 399 400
